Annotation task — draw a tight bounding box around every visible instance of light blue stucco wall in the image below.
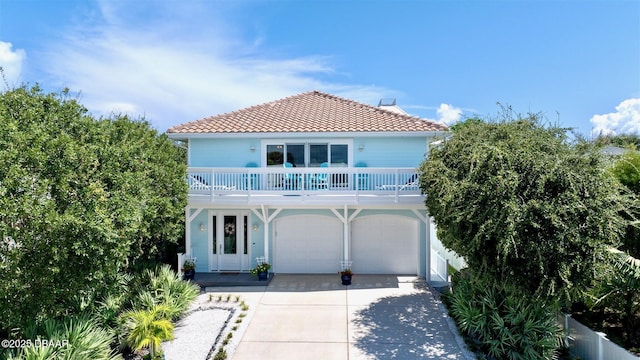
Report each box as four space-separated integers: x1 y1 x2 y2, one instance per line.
189 135 431 168
189 211 209 273
190 138 261 167
352 136 428 168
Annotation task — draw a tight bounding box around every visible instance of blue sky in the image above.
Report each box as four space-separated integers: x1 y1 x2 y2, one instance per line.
1 0 639 137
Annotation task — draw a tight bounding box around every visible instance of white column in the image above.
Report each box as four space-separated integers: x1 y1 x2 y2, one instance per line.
597 332 606 360
426 216 432 283
343 205 349 261
185 207 191 258
264 222 269 263
411 209 430 281
262 205 269 263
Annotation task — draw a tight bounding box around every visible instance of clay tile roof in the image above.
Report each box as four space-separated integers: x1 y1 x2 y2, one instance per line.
167 91 448 134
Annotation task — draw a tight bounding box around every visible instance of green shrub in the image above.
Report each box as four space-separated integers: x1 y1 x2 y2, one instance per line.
95 294 127 329
447 270 563 359
120 304 174 359
586 249 640 349
8 315 121 360
213 348 227 360
142 265 199 320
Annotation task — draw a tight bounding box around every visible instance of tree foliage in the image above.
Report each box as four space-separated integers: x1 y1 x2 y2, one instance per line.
0 85 187 332
420 114 630 304
594 133 640 149
608 149 640 258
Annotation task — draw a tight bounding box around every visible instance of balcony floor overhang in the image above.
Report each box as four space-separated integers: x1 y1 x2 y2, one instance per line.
187 192 425 206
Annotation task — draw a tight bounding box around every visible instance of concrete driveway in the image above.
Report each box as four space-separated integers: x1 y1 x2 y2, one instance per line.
224 274 473 360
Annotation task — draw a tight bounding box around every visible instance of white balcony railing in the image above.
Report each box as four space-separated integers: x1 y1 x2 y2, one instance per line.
186 167 422 204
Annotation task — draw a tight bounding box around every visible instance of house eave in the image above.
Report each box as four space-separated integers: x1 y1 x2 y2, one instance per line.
167 130 448 140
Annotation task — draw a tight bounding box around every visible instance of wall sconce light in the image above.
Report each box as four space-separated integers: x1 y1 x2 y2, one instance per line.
199 223 204 232
250 145 256 152
252 223 260 231
358 144 364 151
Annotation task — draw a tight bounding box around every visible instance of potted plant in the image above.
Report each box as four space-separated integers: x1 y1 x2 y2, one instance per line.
340 268 353 285
181 259 196 281
250 262 271 280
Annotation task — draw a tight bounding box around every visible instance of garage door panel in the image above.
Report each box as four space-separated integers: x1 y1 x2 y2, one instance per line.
275 215 342 273
352 215 418 274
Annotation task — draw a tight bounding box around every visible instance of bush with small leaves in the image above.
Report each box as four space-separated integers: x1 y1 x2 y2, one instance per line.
421 115 631 306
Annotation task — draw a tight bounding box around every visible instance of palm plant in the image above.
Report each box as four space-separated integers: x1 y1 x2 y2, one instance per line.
9 315 120 360
95 294 126 329
121 304 174 359
448 270 562 359
592 248 640 344
144 265 199 320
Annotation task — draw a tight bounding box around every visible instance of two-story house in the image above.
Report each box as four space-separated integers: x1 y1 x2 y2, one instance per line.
167 91 448 281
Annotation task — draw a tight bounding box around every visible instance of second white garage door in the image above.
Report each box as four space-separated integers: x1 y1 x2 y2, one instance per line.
351 215 419 274
274 215 342 273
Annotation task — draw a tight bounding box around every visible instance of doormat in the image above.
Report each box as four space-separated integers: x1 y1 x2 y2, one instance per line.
220 272 241 275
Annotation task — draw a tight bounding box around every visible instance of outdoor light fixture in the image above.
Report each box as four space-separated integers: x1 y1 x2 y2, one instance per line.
250 145 256 151
253 223 260 231
358 144 364 151
199 223 204 232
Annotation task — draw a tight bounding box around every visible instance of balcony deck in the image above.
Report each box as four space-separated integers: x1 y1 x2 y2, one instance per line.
186 167 424 205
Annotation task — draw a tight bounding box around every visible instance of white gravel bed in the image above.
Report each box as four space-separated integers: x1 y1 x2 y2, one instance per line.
161 292 258 360
162 306 234 360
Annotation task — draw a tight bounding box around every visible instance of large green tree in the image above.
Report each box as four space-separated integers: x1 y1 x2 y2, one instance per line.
420 115 631 304
0 85 187 331
607 147 640 258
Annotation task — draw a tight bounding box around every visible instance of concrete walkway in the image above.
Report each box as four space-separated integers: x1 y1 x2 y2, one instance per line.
208 274 473 360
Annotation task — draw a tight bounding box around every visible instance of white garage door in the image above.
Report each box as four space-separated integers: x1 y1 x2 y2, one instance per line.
274 215 342 273
351 215 418 274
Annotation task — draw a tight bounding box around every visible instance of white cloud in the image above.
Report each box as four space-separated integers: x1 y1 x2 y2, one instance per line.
42 1 394 131
0 41 26 85
436 103 462 125
590 98 640 137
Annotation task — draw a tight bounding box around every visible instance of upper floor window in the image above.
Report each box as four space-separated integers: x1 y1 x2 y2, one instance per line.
265 142 349 167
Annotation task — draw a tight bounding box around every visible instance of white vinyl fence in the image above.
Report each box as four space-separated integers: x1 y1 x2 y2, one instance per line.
430 251 449 283
559 314 638 360
429 219 467 271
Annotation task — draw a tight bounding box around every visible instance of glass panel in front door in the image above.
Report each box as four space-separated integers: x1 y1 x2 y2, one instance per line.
223 216 237 254
212 216 217 254
244 216 248 255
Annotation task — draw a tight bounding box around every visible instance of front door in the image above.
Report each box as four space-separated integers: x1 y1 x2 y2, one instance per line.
209 213 249 271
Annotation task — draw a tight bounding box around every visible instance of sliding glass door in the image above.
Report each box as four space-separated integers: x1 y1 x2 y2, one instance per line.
266 142 349 168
